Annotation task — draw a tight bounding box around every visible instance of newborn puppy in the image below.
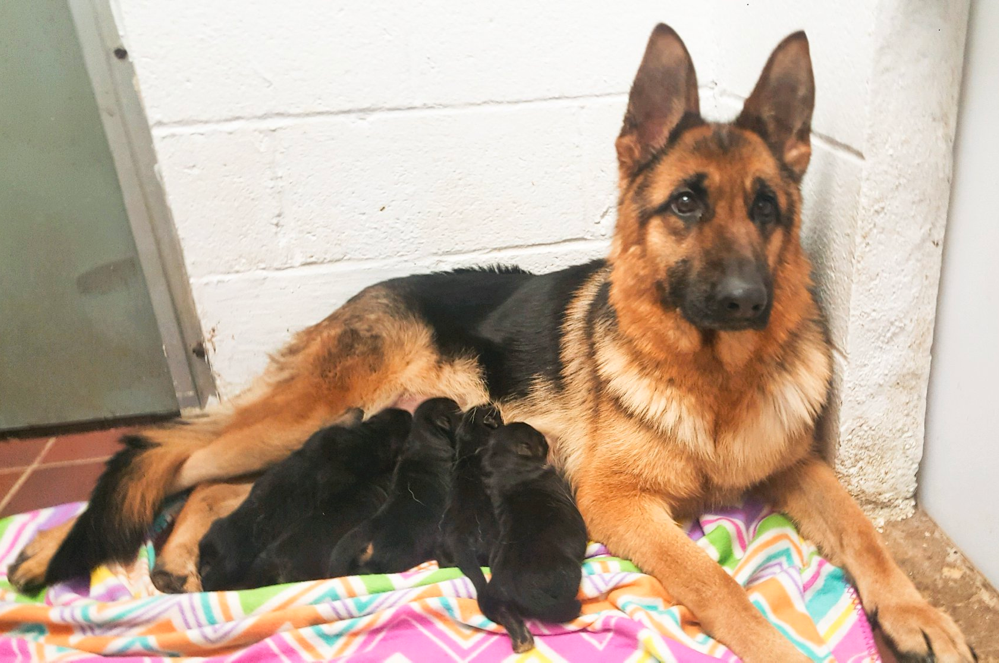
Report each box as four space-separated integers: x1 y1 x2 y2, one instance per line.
198 408 411 591
480 422 588 653
326 398 460 577
437 403 503 595
245 478 390 586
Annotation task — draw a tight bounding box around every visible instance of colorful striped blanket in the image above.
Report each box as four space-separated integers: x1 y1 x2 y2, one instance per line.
0 499 878 662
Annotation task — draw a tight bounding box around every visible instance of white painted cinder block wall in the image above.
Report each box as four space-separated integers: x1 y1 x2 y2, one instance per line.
110 1 969 519
919 0 999 587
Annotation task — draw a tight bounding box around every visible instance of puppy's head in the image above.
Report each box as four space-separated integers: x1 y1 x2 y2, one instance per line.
412 398 462 444
363 407 413 438
197 519 246 591
612 24 814 334
487 422 549 466
362 407 413 460
456 403 503 456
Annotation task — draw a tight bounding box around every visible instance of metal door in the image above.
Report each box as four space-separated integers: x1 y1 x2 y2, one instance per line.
0 1 180 430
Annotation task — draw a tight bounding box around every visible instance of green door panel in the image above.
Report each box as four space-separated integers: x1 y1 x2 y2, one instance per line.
0 0 179 430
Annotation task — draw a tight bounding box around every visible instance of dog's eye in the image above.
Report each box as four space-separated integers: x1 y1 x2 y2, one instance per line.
752 195 778 225
669 190 701 219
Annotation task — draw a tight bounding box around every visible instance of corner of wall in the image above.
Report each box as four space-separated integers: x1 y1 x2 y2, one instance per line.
833 0 971 521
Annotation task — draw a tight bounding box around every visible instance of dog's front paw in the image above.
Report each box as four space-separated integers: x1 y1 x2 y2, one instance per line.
151 565 202 593
871 598 975 662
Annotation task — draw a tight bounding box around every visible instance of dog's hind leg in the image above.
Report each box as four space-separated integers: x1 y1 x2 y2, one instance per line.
176 303 488 491
12 287 487 591
454 547 489 597
171 386 361 491
151 478 254 593
8 416 222 592
7 519 76 593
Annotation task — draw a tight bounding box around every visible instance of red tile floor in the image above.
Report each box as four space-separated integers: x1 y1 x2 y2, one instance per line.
0 428 128 518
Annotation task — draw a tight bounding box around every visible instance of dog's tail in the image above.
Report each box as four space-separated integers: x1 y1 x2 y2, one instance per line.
43 418 221 586
478 585 535 653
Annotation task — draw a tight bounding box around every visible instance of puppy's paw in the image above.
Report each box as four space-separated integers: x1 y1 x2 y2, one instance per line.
871 599 975 662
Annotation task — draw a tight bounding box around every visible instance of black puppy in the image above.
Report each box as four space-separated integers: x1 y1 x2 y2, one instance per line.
198 408 411 591
326 398 460 577
244 478 391 586
437 403 502 593
480 422 588 653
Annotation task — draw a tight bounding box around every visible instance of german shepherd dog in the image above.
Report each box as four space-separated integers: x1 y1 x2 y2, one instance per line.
9 25 971 662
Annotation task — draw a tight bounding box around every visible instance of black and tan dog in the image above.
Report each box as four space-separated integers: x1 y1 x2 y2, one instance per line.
10 25 971 662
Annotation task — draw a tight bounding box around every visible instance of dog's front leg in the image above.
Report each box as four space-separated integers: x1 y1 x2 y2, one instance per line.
760 455 974 661
151 479 253 593
576 479 810 662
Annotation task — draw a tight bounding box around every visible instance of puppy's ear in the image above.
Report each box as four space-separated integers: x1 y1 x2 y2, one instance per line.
434 414 455 432
515 442 534 457
617 24 700 177
736 32 814 180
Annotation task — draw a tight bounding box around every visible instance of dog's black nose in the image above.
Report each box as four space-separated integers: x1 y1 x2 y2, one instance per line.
714 275 769 324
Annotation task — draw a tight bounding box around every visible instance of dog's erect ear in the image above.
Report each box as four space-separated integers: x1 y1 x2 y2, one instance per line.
617 24 700 177
737 32 815 181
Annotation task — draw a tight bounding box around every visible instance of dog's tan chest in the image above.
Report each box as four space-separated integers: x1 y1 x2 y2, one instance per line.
542 324 831 502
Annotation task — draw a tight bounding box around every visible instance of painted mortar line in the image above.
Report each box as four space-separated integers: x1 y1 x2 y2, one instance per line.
152 84 731 135
152 87 865 162
150 92 631 136
811 132 865 162
152 83 720 138
190 237 612 284
713 88 865 161
0 437 56 515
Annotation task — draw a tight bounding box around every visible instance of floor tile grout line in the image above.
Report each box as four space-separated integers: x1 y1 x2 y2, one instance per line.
35 456 112 470
0 438 56 515
0 436 59 474
0 466 32 475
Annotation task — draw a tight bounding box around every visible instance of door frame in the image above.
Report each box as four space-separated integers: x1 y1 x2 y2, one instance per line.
68 0 215 409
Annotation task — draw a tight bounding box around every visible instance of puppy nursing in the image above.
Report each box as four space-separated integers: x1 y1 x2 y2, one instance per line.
190 400 586 652
480 421 588 652
438 404 503 585
326 398 459 576
198 407 410 590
